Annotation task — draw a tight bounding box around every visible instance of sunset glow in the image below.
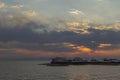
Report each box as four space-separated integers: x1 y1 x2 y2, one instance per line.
0 0 120 60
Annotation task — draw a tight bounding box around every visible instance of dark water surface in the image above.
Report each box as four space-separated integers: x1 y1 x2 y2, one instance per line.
0 61 120 80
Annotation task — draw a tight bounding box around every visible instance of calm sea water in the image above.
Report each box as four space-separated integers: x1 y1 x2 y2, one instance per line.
0 61 120 80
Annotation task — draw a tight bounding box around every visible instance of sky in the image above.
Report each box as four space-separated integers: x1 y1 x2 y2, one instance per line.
0 0 120 60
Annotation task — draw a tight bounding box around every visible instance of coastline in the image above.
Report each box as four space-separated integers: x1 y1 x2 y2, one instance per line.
41 57 120 66
39 62 120 66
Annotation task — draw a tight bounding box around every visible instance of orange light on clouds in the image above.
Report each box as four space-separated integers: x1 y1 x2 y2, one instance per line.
64 42 92 53
0 47 120 59
94 49 120 57
98 43 112 48
76 46 92 53
64 43 76 47
16 49 58 57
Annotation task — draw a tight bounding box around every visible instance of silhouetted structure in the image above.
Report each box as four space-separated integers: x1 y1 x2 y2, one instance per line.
48 57 120 66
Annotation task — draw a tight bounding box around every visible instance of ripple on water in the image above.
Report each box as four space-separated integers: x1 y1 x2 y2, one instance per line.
0 61 120 80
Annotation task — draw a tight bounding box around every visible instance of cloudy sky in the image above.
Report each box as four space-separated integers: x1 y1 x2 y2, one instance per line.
0 0 120 60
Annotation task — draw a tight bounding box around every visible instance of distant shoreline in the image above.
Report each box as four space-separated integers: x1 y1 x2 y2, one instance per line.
39 62 120 66
45 57 120 66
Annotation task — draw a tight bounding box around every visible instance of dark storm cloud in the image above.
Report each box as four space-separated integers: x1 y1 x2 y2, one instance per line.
0 21 120 52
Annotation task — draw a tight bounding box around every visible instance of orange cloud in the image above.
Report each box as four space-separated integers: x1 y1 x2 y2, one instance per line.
63 43 76 47
93 49 120 57
75 46 92 53
16 48 75 57
98 43 112 48
64 43 92 53
0 47 120 59
16 49 57 57
15 48 87 58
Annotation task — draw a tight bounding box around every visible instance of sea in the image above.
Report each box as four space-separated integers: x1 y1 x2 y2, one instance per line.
0 61 120 80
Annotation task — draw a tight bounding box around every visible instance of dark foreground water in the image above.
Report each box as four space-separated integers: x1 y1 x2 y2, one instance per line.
0 61 120 80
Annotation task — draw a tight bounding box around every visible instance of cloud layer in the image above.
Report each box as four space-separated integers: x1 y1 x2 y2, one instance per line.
0 1 120 60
